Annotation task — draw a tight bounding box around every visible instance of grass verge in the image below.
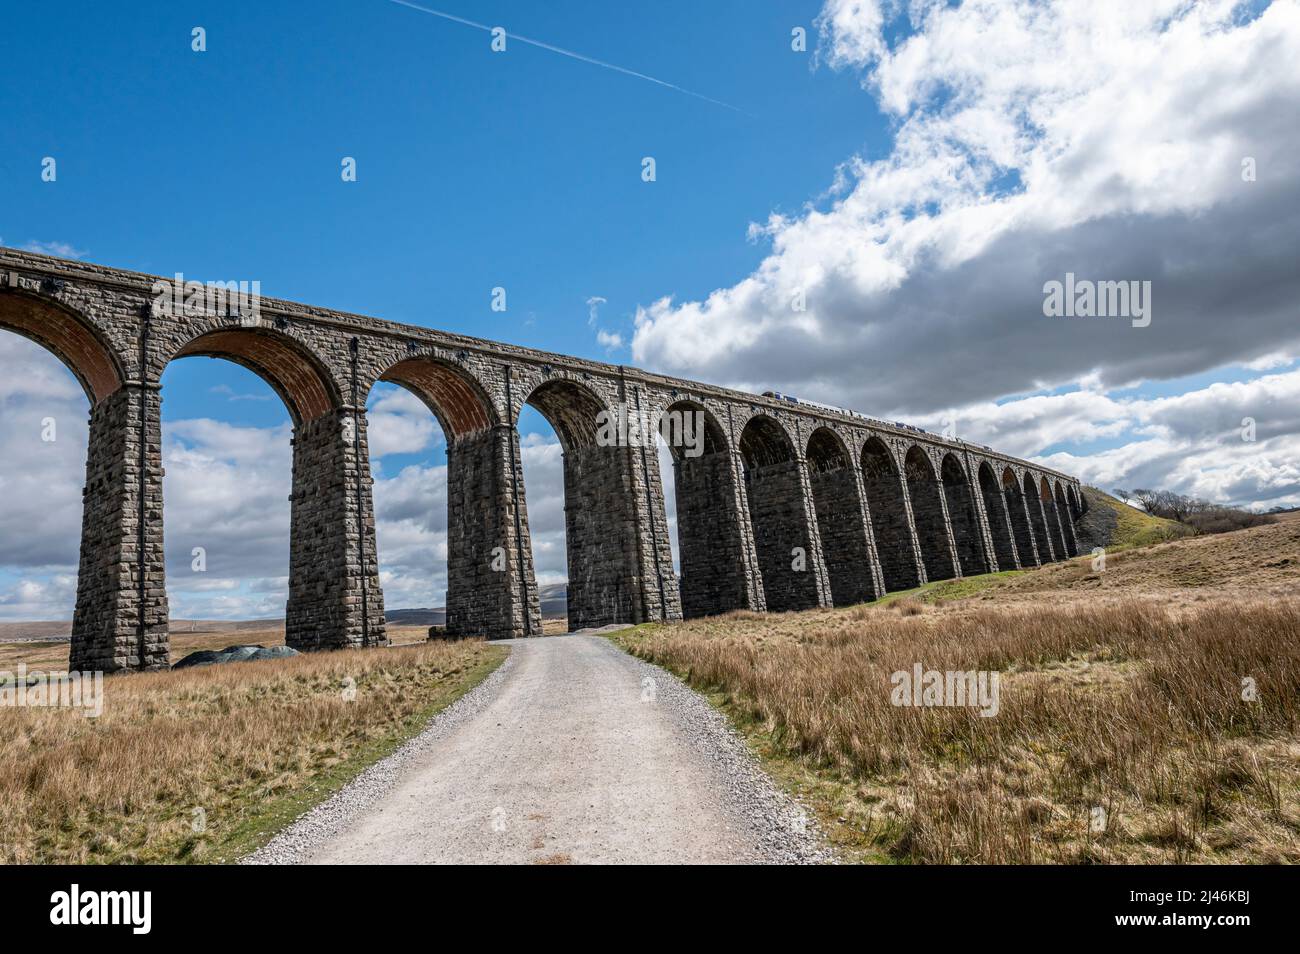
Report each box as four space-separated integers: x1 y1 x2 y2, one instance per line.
616 600 1300 864
0 640 506 864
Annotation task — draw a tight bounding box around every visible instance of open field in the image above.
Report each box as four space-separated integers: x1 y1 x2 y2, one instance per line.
0 638 505 864
616 515 1300 864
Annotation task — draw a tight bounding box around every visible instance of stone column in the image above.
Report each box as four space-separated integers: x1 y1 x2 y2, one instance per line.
445 425 541 639
70 384 169 672
626 435 682 623
286 409 388 651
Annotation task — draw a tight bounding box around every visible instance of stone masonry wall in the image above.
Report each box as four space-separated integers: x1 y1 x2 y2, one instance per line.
69 385 169 672
286 411 387 650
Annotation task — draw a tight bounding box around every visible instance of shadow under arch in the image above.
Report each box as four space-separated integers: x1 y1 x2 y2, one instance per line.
1040 476 1068 560
656 400 751 618
806 426 877 605
977 461 1018 571
519 377 673 630
861 436 921 592
905 446 957 582
941 453 987 576
1053 480 1078 556
1001 466 1038 566
1023 472 1056 561
739 414 822 612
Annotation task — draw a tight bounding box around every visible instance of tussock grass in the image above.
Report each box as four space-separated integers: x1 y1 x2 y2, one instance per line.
620 601 1300 863
0 639 504 864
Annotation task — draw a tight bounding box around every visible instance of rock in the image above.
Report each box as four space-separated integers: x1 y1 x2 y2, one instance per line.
173 644 301 669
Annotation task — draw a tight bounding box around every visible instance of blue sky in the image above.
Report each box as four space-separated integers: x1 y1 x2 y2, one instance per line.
3 1 1299 620
2 0 871 428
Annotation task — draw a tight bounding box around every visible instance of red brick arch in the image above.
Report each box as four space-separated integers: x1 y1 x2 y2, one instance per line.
379 356 496 440
169 328 340 424
0 290 124 404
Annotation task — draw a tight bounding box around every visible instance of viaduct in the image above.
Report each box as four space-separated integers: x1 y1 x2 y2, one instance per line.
0 247 1085 672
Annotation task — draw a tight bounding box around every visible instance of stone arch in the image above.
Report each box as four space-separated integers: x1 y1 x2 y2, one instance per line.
657 401 749 618
806 426 876 606
977 461 1018 571
378 355 497 441
517 377 649 630
739 414 822 612
1040 475 1067 561
1002 467 1038 567
941 453 987 576
861 436 921 592
1066 484 1084 521
906 446 957 582
368 356 507 638
521 377 608 450
1053 480 1078 556
1 289 159 672
1024 472 1056 562
163 327 382 652
0 289 125 404
168 327 341 425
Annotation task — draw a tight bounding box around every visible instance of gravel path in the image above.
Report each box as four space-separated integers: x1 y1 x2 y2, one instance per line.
245 632 831 865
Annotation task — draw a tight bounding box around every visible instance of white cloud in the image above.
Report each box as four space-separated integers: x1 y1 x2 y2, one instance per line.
633 1 1300 419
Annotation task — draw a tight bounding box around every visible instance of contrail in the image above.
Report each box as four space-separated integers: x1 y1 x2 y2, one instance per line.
384 0 752 116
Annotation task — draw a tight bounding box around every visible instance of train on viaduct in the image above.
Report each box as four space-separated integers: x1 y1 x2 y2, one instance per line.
0 247 1085 672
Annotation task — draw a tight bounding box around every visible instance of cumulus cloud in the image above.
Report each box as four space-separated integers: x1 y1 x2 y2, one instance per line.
633 1 1300 419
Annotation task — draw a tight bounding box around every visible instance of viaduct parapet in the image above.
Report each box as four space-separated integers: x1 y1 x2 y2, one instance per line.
0 248 1085 671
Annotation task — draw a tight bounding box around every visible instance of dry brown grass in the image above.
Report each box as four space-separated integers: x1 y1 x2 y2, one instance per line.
619 525 1300 863
0 638 504 864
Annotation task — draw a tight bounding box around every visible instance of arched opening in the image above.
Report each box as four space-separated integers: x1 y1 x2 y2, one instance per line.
1040 476 1067 562
657 401 748 618
941 454 987 576
861 436 920 592
521 378 659 631
739 415 821 612
807 427 876 605
978 462 1018 571
1067 484 1084 522
366 356 501 640
905 446 957 582
162 328 376 653
1024 472 1056 562
1053 481 1078 556
1002 467 1038 567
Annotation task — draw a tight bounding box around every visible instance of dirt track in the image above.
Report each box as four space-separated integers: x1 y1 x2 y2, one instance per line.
247 633 827 865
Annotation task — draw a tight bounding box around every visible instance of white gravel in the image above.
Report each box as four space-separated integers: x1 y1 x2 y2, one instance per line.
244 631 832 865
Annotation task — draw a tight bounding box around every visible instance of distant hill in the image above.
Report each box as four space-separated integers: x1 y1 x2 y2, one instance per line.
1 585 572 642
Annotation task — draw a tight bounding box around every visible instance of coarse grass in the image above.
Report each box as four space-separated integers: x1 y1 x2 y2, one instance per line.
618 586 1300 863
0 639 506 864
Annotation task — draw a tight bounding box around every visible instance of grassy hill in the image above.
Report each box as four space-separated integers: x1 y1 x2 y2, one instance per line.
1075 486 1193 552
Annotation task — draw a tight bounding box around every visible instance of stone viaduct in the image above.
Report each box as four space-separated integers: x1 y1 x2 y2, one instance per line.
0 247 1086 672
